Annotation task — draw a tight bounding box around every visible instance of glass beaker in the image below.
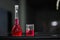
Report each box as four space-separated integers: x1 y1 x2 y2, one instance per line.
26 24 34 36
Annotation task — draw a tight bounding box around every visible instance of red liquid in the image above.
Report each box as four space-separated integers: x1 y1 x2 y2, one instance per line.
11 19 22 36
26 30 34 36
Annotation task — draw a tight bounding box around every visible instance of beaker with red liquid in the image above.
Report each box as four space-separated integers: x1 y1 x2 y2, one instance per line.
26 24 34 36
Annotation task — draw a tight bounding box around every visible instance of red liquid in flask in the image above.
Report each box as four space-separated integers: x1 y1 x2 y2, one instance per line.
11 5 22 36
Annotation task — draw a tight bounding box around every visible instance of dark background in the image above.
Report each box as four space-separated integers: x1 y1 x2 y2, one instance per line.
26 0 60 34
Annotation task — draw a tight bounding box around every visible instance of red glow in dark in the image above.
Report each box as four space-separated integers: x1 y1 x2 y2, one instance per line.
11 19 22 36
